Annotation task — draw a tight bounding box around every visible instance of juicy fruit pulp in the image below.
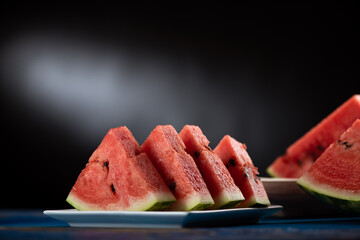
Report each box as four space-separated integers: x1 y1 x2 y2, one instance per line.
66 127 175 211
179 125 244 209
267 95 360 178
214 135 271 207
297 119 360 213
142 125 214 211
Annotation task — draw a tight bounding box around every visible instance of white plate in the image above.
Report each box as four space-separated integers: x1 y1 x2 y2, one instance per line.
44 205 282 228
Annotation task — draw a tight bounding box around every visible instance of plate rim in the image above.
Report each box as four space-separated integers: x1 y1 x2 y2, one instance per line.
261 177 299 182
43 205 283 228
44 204 283 215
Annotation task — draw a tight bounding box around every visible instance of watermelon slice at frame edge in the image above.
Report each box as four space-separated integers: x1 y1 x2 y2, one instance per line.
267 95 360 178
297 119 360 214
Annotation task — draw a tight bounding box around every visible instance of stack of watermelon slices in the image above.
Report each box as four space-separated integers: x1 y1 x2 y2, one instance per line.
179 125 245 209
66 127 176 211
67 125 270 211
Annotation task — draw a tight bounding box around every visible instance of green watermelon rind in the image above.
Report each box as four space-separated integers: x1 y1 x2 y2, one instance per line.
168 200 215 211
297 178 360 214
190 203 214 211
66 194 86 211
238 195 271 208
166 195 214 211
66 192 176 211
216 199 243 209
208 192 245 210
266 166 279 178
144 200 176 211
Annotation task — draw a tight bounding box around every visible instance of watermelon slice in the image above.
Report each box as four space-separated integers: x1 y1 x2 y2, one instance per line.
141 125 214 211
213 135 271 207
179 125 245 209
66 126 176 211
267 95 360 178
297 119 360 213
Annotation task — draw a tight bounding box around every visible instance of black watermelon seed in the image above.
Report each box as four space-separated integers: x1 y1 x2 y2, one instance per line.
317 145 324 151
229 159 236 167
103 161 109 169
345 143 353 150
111 184 116 193
194 151 200 158
341 141 353 150
169 182 176 191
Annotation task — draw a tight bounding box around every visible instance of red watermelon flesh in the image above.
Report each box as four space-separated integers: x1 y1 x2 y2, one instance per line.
213 135 270 207
179 125 245 209
267 95 360 178
297 119 360 213
141 125 214 211
66 126 175 211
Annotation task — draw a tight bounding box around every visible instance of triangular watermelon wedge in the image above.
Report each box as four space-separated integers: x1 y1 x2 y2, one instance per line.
66 126 176 211
141 125 214 211
179 125 245 209
297 119 360 213
267 95 360 178
214 135 270 207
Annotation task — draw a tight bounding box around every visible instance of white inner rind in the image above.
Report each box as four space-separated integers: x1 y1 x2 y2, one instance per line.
166 194 214 211
66 191 175 211
238 195 257 208
210 191 245 209
297 175 360 201
266 167 279 178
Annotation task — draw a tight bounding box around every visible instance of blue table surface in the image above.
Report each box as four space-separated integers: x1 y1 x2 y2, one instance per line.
1 210 360 240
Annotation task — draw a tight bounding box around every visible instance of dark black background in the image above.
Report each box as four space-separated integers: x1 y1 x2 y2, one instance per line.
1 1 359 209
